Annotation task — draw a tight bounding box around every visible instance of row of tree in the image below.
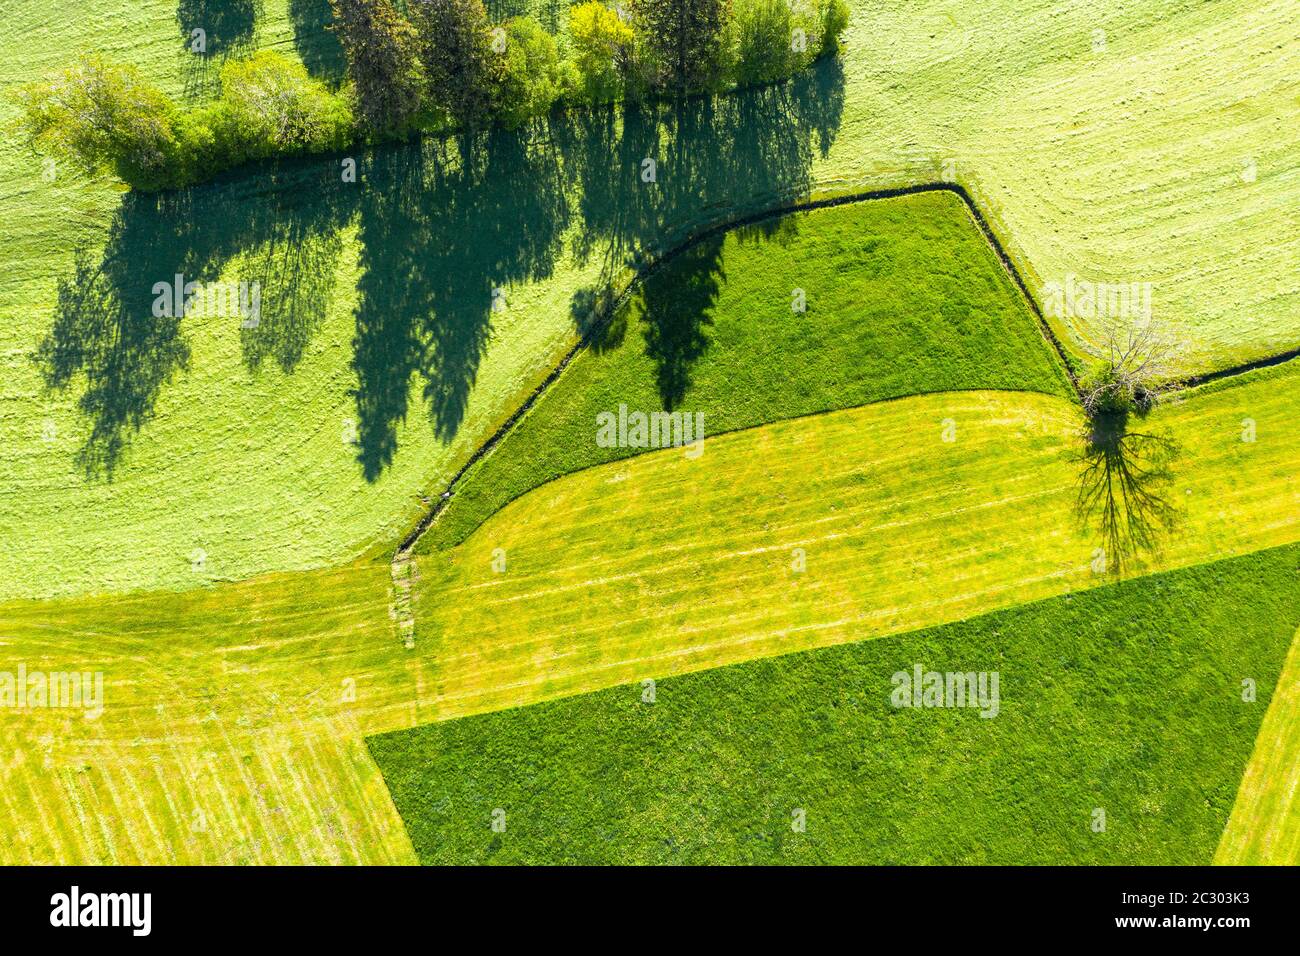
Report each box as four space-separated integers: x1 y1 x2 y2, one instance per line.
339 0 850 130
18 0 849 191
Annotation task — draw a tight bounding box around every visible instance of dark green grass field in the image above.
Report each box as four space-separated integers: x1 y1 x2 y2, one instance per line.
418 189 1073 550
369 542 1300 864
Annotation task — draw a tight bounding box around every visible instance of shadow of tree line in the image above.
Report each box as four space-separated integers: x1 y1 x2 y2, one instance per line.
36 57 846 480
175 0 264 97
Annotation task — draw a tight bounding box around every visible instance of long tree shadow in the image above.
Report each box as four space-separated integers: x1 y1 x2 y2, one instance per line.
38 242 192 478
1075 408 1181 573
37 160 355 477
38 56 845 482
351 127 571 478
288 0 345 79
557 55 846 407
637 234 725 408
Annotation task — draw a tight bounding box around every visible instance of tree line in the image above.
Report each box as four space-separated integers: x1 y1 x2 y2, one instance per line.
18 0 849 192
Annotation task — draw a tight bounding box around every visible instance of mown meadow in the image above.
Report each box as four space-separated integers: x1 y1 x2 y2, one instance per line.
3 356 1299 863
1 0 1295 599
0 0 1296 867
371 543 1300 864
421 189 1073 550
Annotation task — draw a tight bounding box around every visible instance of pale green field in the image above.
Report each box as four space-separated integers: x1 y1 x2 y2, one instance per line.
1 0 1296 600
1216 624 1300 865
2 357 1299 862
0 0 1296 866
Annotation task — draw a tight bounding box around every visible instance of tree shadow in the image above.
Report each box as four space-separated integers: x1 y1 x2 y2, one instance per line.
637 233 724 408
37 242 192 478
557 54 846 403
350 127 571 478
36 160 355 477
177 0 262 97
38 55 846 482
289 0 345 79
1075 408 1181 573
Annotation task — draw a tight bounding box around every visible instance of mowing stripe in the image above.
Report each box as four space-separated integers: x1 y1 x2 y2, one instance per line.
1216 624 1300 865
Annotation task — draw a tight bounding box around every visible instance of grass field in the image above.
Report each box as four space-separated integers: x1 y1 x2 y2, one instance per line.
1 0 1296 599
0 0 1296 867
371 543 1300 865
422 189 1072 549
1216 624 1300 865
407 354 1300 718
3 356 1298 863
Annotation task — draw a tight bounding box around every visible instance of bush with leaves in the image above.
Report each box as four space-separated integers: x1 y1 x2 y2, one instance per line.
329 0 425 133
730 0 796 86
720 0 846 90
817 0 850 55
209 51 353 161
17 55 182 190
568 1 638 103
493 17 571 128
17 0 850 191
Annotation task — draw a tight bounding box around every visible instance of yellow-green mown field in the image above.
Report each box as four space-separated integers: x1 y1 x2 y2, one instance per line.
2 357 1298 862
1 0 1296 599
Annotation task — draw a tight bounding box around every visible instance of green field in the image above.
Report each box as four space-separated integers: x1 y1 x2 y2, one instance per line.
371 543 1300 865
4 360 1300 862
2 0 1296 599
0 0 1298 867
1217 624 1300 865
423 189 1072 549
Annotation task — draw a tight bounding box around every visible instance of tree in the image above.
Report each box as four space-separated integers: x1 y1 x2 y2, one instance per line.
494 17 568 128
631 0 732 95
730 0 795 86
568 1 637 102
1080 319 1183 419
408 0 498 127
817 0 850 55
17 55 180 189
329 0 424 132
213 51 353 159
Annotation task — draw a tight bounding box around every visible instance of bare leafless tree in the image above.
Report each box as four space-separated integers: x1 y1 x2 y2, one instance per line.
1080 318 1184 418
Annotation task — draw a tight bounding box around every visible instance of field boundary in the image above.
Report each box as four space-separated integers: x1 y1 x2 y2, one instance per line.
395 180 1300 563
395 181 1080 558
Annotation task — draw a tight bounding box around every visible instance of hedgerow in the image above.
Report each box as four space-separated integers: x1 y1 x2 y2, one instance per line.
16 0 851 191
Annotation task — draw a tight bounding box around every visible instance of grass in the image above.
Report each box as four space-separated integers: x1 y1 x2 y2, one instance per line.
405 352 1300 721
2 1 1296 600
370 543 1300 865
421 189 1072 550
0 561 417 864
0 0 1297 864
3 360 1300 862
1216 624 1300 865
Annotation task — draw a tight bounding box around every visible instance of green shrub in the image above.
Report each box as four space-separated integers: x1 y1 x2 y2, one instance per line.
16 54 183 190
211 51 353 161
729 0 846 88
17 0 847 192
730 0 795 86
817 0 850 55
493 17 567 128
568 1 637 103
